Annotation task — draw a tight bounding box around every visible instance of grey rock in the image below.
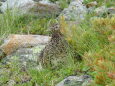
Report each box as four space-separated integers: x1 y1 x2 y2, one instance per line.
0 34 51 56
7 80 16 86
0 0 61 17
0 44 45 85
86 1 97 14
0 0 35 13
56 75 92 86
86 1 97 8
33 0 50 3
108 7 115 15
3 35 51 46
94 6 108 16
30 1 61 17
59 0 87 21
16 45 45 62
33 0 41 2
0 38 47 85
38 0 50 3
0 35 50 69
0 0 6 2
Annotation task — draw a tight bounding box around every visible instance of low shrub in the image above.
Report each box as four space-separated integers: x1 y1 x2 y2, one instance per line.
59 15 115 85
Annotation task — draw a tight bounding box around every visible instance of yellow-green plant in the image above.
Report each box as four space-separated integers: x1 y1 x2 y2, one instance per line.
59 15 115 85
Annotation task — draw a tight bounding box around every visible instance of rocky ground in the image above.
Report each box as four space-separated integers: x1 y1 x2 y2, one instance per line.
0 0 115 86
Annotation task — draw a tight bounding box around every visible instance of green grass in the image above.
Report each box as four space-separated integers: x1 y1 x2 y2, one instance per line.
0 10 54 40
49 0 71 9
0 0 115 86
60 15 115 86
0 49 83 86
83 0 115 7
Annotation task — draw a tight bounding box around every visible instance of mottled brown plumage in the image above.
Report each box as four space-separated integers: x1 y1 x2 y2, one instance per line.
38 23 68 69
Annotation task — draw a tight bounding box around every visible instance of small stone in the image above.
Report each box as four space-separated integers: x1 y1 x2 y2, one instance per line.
108 7 115 15
0 0 6 2
56 75 92 86
7 80 16 86
94 6 108 16
86 1 97 8
33 0 41 2
82 75 91 80
64 79 71 84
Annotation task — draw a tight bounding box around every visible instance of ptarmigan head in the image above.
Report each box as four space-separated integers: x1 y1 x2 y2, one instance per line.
49 23 60 32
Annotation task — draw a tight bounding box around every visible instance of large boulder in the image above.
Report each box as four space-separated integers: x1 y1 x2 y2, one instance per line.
59 0 87 21
0 45 41 86
0 0 61 16
0 34 50 85
29 1 61 17
0 34 51 56
0 0 34 13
